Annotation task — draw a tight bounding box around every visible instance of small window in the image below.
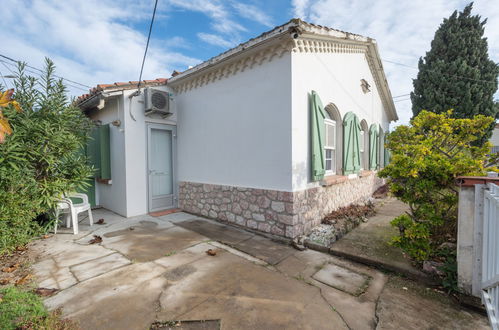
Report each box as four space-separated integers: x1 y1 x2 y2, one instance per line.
325 119 336 174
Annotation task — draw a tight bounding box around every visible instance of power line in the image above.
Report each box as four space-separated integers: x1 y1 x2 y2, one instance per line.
0 59 88 92
383 59 499 85
0 54 92 89
0 70 8 88
136 0 158 91
393 93 410 99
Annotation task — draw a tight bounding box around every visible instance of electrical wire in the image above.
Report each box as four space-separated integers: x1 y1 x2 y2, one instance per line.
383 59 499 85
0 70 9 88
0 59 88 92
136 0 158 92
0 54 92 89
392 93 410 99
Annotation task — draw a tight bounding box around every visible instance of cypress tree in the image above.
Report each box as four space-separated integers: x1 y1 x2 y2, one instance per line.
411 3 499 140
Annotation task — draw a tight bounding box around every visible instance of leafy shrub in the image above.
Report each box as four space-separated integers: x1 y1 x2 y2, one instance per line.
436 247 458 293
0 59 93 254
379 110 494 262
390 215 432 261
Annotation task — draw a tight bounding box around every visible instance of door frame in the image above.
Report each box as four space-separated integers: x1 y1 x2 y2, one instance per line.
146 123 177 212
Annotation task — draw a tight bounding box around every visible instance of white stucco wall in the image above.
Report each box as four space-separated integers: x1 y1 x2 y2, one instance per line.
291 51 391 191
87 97 127 216
121 86 177 217
174 53 293 191
89 86 176 217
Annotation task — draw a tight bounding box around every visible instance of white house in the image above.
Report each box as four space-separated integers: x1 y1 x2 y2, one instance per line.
77 19 398 238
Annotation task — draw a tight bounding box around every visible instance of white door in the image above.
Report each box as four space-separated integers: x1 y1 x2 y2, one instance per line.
147 124 176 212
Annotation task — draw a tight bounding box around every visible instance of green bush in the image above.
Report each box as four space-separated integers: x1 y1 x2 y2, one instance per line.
0 59 93 254
380 110 494 262
390 215 432 261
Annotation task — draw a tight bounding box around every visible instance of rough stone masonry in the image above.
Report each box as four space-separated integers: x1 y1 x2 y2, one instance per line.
179 172 384 238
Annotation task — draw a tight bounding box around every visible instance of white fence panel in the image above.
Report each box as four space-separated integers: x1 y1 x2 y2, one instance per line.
483 183 499 330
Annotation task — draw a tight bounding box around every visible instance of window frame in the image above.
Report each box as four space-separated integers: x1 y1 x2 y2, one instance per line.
324 118 336 175
359 129 365 171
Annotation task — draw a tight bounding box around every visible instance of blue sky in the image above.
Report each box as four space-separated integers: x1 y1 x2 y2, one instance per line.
1 0 498 125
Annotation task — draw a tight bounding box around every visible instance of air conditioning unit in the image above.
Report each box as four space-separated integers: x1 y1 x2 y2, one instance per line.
144 88 171 117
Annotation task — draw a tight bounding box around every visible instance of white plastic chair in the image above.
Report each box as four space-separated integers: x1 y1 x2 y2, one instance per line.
55 193 93 235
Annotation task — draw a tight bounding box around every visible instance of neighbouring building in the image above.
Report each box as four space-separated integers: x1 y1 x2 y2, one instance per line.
490 123 499 153
77 19 398 238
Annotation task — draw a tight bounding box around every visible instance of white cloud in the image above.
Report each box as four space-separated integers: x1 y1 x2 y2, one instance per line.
232 3 274 27
297 0 499 126
197 33 234 48
292 0 311 19
167 0 246 34
0 0 201 96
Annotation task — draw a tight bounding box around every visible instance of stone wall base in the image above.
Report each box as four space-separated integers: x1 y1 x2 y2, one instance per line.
179 173 384 238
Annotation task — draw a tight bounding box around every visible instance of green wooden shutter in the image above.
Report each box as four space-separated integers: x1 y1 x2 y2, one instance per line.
87 127 101 177
384 134 390 167
343 112 361 175
369 124 378 170
99 124 111 180
311 91 326 181
86 124 111 180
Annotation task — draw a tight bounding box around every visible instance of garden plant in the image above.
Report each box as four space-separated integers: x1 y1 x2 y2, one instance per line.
0 58 93 255
379 110 495 291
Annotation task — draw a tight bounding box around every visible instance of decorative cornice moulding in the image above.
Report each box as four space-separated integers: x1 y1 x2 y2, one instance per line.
171 39 294 94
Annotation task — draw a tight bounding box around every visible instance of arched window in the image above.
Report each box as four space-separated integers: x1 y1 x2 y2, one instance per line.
343 112 361 175
360 119 368 171
324 104 342 175
369 124 379 170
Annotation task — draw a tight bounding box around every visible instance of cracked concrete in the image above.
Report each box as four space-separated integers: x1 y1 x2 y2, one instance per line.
31 209 489 330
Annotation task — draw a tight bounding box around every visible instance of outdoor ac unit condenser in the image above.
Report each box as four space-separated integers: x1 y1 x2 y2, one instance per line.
144 88 171 117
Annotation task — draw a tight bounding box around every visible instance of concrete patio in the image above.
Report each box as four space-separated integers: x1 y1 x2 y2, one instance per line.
30 209 489 330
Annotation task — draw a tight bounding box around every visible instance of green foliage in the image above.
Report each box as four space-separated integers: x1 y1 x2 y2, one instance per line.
380 110 494 262
411 3 499 143
390 215 432 261
436 248 458 293
0 58 93 254
0 286 48 329
0 286 77 329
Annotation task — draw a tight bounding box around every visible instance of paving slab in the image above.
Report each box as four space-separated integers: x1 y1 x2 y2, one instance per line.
329 198 432 282
70 253 131 282
157 250 348 330
44 261 168 330
231 234 295 265
32 258 78 290
174 218 253 245
101 223 208 262
276 249 388 330
31 209 489 330
376 276 490 330
313 263 370 296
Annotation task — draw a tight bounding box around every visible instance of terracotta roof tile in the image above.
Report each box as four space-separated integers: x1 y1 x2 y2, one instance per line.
76 78 167 104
